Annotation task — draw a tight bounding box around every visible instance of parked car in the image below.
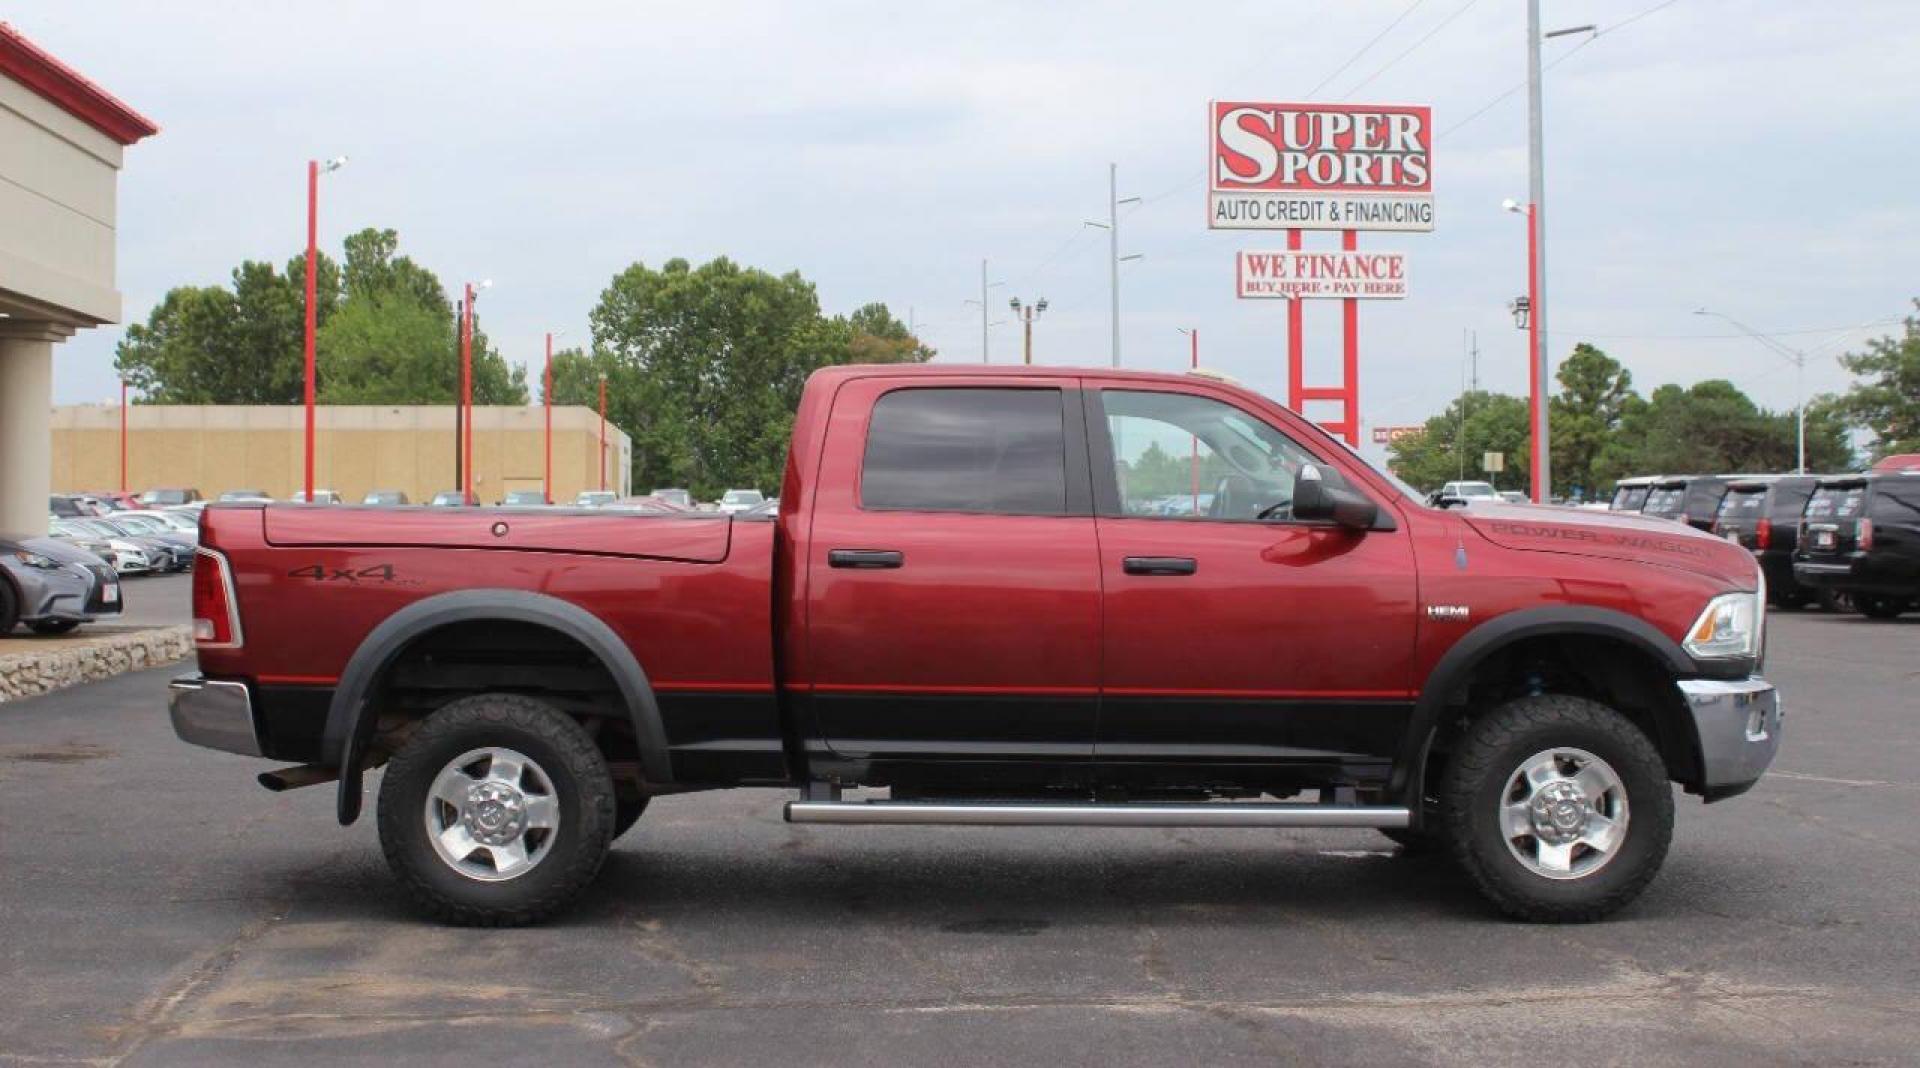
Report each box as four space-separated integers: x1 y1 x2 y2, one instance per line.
716 489 766 514
1428 480 1498 506
289 489 343 504
650 488 694 510
574 491 618 508
1712 476 1826 608
140 510 203 538
0 534 122 635
429 491 468 507
363 490 411 506
218 489 272 503
1870 454 1920 474
1793 473 1920 618
140 488 203 507
1607 476 1660 512
54 519 153 575
1639 475 1764 532
48 494 85 519
87 491 147 511
501 490 548 506
111 512 200 558
1497 490 1529 504
173 364 1779 926
68 517 189 573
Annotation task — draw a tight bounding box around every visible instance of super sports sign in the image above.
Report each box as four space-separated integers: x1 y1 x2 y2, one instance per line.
1208 102 1434 232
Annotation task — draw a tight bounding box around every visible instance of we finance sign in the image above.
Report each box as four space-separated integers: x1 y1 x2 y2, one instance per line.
1209 102 1434 232
1236 250 1408 300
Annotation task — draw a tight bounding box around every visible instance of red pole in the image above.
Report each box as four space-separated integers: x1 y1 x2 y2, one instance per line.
303 159 318 502
119 379 128 494
1285 229 1303 413
597 377 608 492
1340 229 1359 447
1526 203 1542 502
543 332 553 504
461 283 474 504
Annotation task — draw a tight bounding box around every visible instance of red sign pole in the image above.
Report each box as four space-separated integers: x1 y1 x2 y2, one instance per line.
543 332 553 505
461 283 474 505
119 379 128 494
302 159 318 502
1285 229 1303 412
1340 228 1359 446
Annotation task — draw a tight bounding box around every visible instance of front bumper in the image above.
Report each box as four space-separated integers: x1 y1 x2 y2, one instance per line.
1678 676 1781 801
167 675 262 757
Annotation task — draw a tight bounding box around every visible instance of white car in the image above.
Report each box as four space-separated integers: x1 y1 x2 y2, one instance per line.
717 489 766 514
1432 480 1500 505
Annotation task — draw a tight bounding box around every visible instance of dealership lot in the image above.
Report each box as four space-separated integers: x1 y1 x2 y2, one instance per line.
0 610 1915 1066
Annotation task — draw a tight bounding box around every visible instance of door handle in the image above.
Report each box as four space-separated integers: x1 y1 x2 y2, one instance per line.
1123 556 1197 576
829 549 904 569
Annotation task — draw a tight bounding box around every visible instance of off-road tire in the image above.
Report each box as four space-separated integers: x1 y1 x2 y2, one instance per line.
377 693 616 926
612 797 651 842
29 619 81 635
1440 694 1674 922
1855 595 1910 620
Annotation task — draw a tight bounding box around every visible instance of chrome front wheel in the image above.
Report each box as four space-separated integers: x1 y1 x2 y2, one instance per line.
1499 747 1629 880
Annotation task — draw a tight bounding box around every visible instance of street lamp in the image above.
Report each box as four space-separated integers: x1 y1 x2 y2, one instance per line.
1503 196 1545 502
461 279 492 505
1696 307 1809 473
544 329 564 504
1008 296 1047 365
302 154 347 503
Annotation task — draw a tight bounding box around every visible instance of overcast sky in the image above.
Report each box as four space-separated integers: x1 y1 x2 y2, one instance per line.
17 0 1917 465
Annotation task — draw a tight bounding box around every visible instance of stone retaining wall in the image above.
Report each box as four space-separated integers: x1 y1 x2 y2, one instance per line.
0 625 194 703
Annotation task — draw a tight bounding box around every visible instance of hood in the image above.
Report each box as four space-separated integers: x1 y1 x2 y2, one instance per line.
1458 502 1759 588
12 536 107 568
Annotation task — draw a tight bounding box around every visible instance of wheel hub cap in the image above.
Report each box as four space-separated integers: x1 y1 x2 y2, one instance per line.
423 746 560 883
462 781 527 845
1499 746 1630 881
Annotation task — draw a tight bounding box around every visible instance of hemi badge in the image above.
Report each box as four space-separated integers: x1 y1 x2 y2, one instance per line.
1426 605 1470 621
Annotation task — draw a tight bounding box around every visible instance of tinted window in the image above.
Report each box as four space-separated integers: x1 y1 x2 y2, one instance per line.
1611 485 1650 510
861 388 1067 515
1869 481 1920 524
1718 488 1766 523
1642 486 1686 516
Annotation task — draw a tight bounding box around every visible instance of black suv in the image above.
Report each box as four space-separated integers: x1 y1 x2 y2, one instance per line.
1793 474 1920 619
1642 475 1757 532
1714 475 1825 607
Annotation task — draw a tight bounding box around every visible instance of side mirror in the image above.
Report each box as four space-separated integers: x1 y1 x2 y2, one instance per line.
1293 466 1381 531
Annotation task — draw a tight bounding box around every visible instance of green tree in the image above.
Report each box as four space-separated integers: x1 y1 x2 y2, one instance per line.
1549 343 1639 500
572 257 931 498
1387 390 1531 493
116 253 339 403
1592 379 1850 482
1833 303 1920 458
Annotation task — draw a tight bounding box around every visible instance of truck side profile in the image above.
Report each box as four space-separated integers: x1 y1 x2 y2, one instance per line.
171 365 1781 924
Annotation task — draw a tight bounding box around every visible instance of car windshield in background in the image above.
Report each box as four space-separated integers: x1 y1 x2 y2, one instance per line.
1612 485 1651 510
722 491 764 505
1452 482 1497 498
1642 487 1687 515
141 489 190 506
1718 489 1766 524
504 491 546 505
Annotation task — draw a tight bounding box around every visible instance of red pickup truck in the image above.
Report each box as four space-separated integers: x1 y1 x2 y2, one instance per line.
171 365 1780 925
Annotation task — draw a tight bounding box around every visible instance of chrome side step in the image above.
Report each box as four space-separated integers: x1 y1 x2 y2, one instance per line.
784 800 1410 829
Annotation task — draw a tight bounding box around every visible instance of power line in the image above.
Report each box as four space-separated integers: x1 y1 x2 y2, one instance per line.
1441 0 1681 137
1341 0 1484 99
1305 0 1429 98
1547 318 1899 342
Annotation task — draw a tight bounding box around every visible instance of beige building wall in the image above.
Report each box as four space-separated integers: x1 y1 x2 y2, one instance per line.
52 404 632 505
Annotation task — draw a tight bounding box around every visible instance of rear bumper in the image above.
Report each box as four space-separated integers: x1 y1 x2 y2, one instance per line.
167 675 262 757
1678 676 1781 802
1793 557 1915 597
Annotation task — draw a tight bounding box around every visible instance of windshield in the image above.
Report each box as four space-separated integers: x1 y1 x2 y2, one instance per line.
723 490 764 505
1449 482 1497 498
1805 485 1865 521
1717 489 1766 526
1642 486 1687 516
1611 484 1650 511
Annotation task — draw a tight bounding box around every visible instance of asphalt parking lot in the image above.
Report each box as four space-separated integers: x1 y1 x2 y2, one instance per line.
1 610 1916 1066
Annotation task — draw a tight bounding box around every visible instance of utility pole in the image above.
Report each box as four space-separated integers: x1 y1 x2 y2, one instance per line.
1009 297 1047 364
1085 163 1141 367
964 262 1002 362
1525 0 1550 502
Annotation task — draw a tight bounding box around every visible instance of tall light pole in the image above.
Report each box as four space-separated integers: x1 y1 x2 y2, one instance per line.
598 376 608 492
1696 308 1809 473
1503 197 1543 500
543 329 563 504
1009 297 1047 364
302 155 346 502
1085 163 1142 367
461 279 491 505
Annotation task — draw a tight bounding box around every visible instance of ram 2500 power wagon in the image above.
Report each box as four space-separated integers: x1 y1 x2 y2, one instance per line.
171 365 1781 924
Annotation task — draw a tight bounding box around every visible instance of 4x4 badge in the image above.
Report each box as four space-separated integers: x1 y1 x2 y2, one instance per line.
1426 605 1470 621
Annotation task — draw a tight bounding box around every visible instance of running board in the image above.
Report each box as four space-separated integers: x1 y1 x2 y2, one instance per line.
784 799 1410 829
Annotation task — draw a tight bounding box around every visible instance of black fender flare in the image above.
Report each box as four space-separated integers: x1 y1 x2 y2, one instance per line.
323 589 673 825
1392 605 1695 806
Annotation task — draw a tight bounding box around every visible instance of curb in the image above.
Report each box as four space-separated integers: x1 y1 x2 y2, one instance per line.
0 625 194 703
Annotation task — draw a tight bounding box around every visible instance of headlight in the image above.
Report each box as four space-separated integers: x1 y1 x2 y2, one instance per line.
11 549 62 570
1684 590 1764 660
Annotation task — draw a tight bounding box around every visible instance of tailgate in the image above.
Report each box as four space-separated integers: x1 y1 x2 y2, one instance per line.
261 507 733 563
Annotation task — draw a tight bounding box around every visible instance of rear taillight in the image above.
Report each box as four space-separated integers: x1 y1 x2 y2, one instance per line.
1755 517 1771 550
1859 518 1875 552
191 548 243 648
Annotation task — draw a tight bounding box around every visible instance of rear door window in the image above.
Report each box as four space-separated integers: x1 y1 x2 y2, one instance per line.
1718 488 1765 525
1806 485 1866 522
860 387 1069 516
1642 486 1686 515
